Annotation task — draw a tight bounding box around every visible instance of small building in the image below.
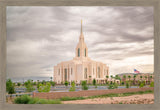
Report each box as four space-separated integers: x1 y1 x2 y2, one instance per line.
54 20 109 84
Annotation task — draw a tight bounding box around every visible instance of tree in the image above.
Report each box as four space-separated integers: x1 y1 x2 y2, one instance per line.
81 81 88 90
6 79 15 94
126 81 130 88
24 80 35 92
133 75 137 85
50 81 55 87
106 75 109 84
123 75 126 83
150 81 154 87
69 81 76 91
145 76 148 84
50 77 53 81
92 79 97 88
128 75 131 81
140 76 143 81
64 81 69 88
38 82 51 92
17 82 21 86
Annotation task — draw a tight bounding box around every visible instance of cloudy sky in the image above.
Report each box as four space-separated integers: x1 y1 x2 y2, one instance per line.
7 6 154 80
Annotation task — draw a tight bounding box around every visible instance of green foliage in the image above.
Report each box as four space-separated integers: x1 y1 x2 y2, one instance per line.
64 81 69 87
81 81 88 90
92 79 97 87
69 81 76 91
60 96 86 101
108 83 118 89
126 81 130 88
17 82 21 86
24 80 35 92
50 81 56 87
6 79 15 94
14 95 61 104
121 81 124 85
33 82 37 85
150 82 154 87
139 82 144 88
42 80 46 85
38 82 51 92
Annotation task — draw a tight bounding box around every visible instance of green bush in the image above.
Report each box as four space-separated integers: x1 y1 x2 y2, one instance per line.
38 82 51 92
6 79 15 94
50 81 56 87
150 82 154 87
139 82 144 88
69 81 76 91
81 81 88 90
126 82 130 88
14 95 61 104
24 80 35 92
64 81 69 87
108 83 118 89
60 96 86 101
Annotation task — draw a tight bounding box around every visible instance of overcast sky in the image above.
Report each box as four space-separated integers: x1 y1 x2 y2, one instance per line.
7 6 154 79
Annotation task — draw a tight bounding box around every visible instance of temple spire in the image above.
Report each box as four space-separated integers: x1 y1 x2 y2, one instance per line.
81 20 82 34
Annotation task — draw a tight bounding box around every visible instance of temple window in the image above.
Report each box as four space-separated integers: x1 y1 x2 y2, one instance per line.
98 67 100 78
84 68 87 79
71 68 72 75
78 48 80 57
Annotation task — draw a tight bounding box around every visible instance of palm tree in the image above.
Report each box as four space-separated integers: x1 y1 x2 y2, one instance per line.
149 75 153 84
128 75 131 81
110 75 113 84
145 76 148 85
140 75 143 81
123 75 126 84
50 77 53 81
133 75 136 85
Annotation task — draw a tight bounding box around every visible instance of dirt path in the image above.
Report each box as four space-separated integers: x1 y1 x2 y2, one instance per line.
62 93 154 104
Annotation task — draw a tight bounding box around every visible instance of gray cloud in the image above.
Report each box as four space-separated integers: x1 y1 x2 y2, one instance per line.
6 6 154 79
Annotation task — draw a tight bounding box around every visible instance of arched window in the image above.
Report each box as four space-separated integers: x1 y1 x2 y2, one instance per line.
84 48 86 57
78 48 80 57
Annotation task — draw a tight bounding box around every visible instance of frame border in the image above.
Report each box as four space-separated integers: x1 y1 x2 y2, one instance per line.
0 0 159 110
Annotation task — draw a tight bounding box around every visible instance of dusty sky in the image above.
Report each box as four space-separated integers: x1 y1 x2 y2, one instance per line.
7 6 154 79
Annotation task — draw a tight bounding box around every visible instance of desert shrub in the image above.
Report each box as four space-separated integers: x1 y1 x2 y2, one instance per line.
14 95 32 104
69 81 76 91
81 81 88 90
14 95 61 104
150 82 154 87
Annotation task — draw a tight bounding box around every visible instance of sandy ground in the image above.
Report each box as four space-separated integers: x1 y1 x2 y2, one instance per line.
62 94 154 104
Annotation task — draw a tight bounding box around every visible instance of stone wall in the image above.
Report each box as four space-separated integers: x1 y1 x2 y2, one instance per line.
33 87 153 99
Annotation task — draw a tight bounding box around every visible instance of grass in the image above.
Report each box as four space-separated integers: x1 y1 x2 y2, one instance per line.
60 90 153 101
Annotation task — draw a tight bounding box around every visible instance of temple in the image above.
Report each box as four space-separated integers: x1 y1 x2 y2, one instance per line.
54 20 109 84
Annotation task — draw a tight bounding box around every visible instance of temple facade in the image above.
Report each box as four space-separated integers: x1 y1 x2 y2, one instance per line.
54 20 109 84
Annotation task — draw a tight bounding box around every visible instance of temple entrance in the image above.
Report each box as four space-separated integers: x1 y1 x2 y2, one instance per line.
65 68 67 81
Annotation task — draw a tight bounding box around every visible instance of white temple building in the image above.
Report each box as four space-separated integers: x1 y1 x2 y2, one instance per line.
54 20 109 84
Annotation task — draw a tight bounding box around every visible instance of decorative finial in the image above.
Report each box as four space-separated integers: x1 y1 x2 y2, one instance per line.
81 19 82 33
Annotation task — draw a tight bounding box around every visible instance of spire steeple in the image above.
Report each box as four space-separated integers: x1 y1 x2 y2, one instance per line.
81 19 82 34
